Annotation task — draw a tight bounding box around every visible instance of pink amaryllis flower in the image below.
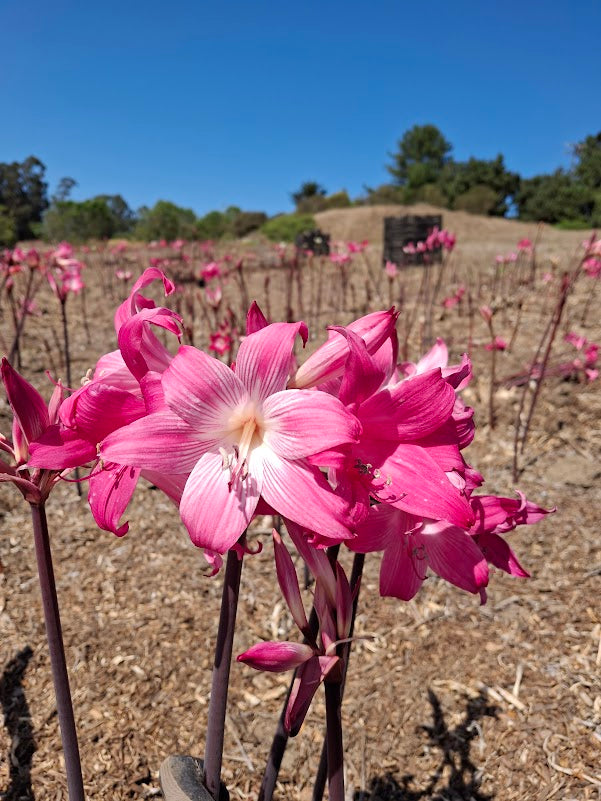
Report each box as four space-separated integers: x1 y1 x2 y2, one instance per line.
101 321 361 561
348 490 553 602
29 269 186 535
348 503 489 602
0 359 65 504
484 336 507 351
470 492 554 577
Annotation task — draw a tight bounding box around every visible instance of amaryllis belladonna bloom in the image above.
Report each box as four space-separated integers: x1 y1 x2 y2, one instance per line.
101 321 361 562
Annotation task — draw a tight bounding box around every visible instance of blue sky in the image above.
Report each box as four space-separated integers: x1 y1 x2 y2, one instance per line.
1 0 599 216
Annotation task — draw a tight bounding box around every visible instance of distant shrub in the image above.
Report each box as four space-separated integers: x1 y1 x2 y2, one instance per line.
196 211 228 240
360 183 408 205
453 184 498 215
554 218 592 230
411 182 448 207
322 190 352 210
229 211 268 238
260 213 316 242
0 205 17 246
135 200 197 241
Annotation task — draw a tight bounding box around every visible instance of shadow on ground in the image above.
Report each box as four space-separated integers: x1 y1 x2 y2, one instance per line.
0 647 36 801
354 689 497 801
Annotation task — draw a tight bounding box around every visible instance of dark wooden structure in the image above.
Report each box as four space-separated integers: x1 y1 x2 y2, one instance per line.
383 214 443 266
295 229 331 256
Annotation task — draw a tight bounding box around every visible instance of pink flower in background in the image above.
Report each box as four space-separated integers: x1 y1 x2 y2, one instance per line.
116 269 133 282
565 332 587 350
205 286 223 308
583 257 601 278
517 238 533 252
484 336 507 351
54 242 73 260
442 285 465 309
479 305 493 323
100 321 361 563
346 239 369 254
330 252 351 266
200 261 221 282
542 272 553 283
385 260 398 278
209 330 232 356
47 254 85 301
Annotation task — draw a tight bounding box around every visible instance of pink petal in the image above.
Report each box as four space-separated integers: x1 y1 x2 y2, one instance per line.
141 469 187 505
114 267 175 331
261 451 353 542
246 301 269 334
335 562 353 639
348 503 412 554
359 369 455 441
330 327 386 407
272 530 309 634
285 655 340 735
379 535 425 601
285 520 337 606
88 462 141 536
262 389 360 460
117 306 181 380
1 359 49 444
290 309 397 389
237 641 313 673
60 383 146 441
362 442 474 527
412 420 464 472
475 532 530 577
415 338 448 372
236 322 308 401
419 521 489 595
101 411 206 472
29 426 97 469
163 346 246 433
179 450 262 551
93 350 138 393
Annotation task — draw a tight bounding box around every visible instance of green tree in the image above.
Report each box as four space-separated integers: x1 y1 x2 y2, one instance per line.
439 155 520 216
514 170 594 223
0 156 49 240
387 125 452 188
134 200 197 241
52 177 77 203
196 210 228 240
260 213 316 242
453 185 499 215
291 181 327 211
0 205 17 246
42 195 136 242
573 132 601 189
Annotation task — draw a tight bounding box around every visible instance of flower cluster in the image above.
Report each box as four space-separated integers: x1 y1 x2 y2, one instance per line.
403 226 456 255
20 268 553 731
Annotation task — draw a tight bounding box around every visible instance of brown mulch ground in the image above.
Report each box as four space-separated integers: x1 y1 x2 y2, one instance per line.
0 208 600 800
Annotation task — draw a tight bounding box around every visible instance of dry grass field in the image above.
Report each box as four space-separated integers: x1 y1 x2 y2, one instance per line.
0 205 599 800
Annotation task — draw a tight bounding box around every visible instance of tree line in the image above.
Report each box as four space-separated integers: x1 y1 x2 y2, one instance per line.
1 125 600 245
